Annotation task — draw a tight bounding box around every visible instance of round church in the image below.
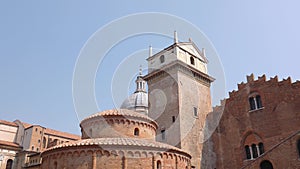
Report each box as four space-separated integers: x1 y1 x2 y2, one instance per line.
41 109 191 169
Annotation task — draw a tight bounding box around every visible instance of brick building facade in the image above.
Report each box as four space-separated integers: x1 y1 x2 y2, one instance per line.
0 120 80 169
203 74 300 169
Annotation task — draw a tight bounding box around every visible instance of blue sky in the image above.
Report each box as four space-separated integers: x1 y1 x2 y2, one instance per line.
1 1 300 135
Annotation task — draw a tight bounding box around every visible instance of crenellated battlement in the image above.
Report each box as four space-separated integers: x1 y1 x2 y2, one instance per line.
227 74 300 99
278 77 291 86
292 80 300 88
212 99 226 112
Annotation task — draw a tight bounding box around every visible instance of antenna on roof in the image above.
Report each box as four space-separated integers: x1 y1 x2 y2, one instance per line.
174 31 178 43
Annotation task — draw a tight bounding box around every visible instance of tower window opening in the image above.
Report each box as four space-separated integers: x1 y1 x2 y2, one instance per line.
190 56 195 65
160 55 165 63
161 129 166 140
172 116 176 122
134 128 139 136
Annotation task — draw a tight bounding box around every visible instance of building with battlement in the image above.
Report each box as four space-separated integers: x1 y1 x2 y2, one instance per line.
203 74 300 169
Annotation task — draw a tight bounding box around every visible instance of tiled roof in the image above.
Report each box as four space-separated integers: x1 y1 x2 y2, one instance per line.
44 128 80 140
81 109 157 125
44 138 190 156
0 140 21 148
0 120 18 127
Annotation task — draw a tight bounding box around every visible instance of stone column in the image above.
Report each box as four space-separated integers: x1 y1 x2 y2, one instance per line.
249 148 253 159
256 145 260 156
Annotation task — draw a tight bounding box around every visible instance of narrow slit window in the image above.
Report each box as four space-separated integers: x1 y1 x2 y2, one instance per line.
193 107 198 117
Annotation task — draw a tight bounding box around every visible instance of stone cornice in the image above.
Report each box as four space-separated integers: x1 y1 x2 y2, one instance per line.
144 60 214 87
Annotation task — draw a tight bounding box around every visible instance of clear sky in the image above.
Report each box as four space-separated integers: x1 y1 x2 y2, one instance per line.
1 1 300 135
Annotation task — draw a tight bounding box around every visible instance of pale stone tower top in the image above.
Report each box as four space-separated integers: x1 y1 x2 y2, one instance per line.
146 32 208 75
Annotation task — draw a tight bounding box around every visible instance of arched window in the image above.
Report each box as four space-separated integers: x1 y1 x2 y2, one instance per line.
190 57 195 65
260 160 273 169
297 139 300 158
157 160 162 169
134 128 139 136
245 145 251 159
243 133 264 160
252 144 258 158
258 142 264 155
160 55 165 63
249 95 263 110
5 159 13 169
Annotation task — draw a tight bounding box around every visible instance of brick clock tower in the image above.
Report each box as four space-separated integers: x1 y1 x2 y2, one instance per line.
144 32 214 169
